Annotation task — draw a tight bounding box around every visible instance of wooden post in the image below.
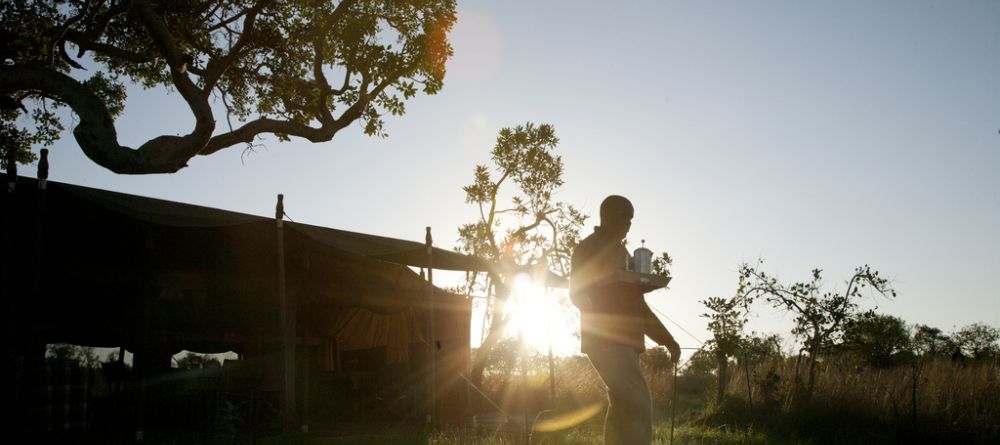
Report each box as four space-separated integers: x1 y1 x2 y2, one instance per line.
519 326 529 445
302 308 309 433
2 143 16 298
546 287 556 406
4 143 15 193
36 149 48 189
425 227 436 426
30 149 47 311
276 194 296 431
136 290 151 444
1 146 16 435
670 362 678 444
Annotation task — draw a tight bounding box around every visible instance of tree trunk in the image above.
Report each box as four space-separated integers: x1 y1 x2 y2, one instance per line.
470 282 511 389
790 351 803 406
743 355 753 408
910 360 920 426
806 346 819 401
716 347 728 405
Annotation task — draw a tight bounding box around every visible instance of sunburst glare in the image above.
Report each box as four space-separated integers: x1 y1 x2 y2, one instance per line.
503 272 580 356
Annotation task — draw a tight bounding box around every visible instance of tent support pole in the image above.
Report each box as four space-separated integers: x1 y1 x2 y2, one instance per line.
1 140 17 434
302 305 310 433
136 274 151 444
547 287 556 406
425 227 436 426
276 194 296 431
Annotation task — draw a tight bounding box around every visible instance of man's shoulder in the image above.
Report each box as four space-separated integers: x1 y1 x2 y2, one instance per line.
572 231 601 259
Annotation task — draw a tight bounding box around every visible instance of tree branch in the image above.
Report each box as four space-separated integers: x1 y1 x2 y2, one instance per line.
0 65 208 173
201 0 273 91
64 30 146 63
83 3 129 41
206 8 251 32
48 0 93 67
129 0 215 143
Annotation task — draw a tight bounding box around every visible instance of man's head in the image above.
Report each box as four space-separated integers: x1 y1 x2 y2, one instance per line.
599 195 633 240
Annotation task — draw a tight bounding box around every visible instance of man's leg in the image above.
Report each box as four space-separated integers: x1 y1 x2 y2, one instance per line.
588 345 652 445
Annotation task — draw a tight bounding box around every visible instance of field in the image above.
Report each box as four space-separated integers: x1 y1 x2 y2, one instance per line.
155 349 997 445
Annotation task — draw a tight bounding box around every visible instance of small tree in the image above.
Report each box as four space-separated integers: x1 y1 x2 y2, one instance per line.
840 313 912 368
738 261 896 400
457 122 586 388
700 296 747 404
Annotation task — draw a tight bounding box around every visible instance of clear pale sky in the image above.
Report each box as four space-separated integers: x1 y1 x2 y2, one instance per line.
39 0 1000 353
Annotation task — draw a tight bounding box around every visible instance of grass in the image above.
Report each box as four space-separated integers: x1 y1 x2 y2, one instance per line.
140 353 998 444
237 423 783 445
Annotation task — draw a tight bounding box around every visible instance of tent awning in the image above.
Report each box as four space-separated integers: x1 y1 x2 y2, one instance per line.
54 178 489 272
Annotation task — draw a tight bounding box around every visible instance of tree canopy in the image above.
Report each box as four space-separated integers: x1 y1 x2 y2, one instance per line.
841 313 911 368
456 122 586 387
0 0 455 174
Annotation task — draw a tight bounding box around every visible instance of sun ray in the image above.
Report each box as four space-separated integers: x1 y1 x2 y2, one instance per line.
504 273 579 356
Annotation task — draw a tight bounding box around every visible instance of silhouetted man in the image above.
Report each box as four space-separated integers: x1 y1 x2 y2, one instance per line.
570 195 681 445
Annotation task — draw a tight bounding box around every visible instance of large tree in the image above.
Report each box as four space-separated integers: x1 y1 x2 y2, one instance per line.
457 122 586 388
912 324 953 358
0 0 455 174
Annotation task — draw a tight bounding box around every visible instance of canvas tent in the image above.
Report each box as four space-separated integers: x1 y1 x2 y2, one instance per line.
1 176 484 435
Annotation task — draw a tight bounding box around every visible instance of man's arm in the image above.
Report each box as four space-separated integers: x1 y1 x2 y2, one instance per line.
642 302 681 361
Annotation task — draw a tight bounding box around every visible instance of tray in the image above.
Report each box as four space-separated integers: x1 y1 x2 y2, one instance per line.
597 270 671 294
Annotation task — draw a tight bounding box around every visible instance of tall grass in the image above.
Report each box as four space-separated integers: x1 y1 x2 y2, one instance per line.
472 349 998 444
714 356 999 444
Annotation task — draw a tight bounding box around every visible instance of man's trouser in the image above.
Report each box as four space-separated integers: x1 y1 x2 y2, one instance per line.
587 344 652 445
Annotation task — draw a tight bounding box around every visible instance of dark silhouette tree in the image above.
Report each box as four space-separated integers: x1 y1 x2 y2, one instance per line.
912 324 953 358
952 323 1000 361
840 312 911 368
737 331 782 407
737 261 896 400
456 122 586 388
0 0 455 174
46 343 100 367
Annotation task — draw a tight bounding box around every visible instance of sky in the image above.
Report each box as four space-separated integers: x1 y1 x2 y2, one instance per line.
32 0 1000 354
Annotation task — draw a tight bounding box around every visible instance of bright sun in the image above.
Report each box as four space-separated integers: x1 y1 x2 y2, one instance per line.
503 272 580 356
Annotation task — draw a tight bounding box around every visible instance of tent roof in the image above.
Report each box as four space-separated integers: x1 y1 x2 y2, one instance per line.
3 176 483 352
55 178 490 272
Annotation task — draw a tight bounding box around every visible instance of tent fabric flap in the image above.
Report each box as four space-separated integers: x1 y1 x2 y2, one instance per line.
287 221 492 272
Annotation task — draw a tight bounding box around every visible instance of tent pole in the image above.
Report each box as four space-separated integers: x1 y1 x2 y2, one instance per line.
29 149 47 330
302 306 309 433
136 287 151 445
1 145 16 435
425 227 436 426
276 194 295 431
2 145 16 311
546 286 555 406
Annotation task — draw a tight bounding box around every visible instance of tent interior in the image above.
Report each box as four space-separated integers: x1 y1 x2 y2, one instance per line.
1 177 479 436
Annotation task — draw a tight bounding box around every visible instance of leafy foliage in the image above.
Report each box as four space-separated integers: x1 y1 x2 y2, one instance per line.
736 261 896 399
457 122 586 387
45 343 100 367
840 313 912 368
951 323 1000 360
912 324 954 357
0 0 456 173
700 295 748 403
457 123 585 274
701 296 747 362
